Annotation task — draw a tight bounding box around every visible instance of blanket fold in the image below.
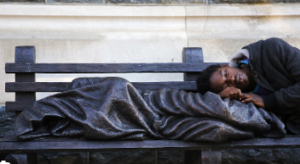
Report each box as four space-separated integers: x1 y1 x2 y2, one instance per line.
16 77 286 142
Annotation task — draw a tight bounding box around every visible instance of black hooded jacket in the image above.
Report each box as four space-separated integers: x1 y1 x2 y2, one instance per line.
244 38 300 115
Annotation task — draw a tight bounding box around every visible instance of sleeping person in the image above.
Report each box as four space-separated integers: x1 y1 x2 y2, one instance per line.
16 38 298 142
16 76 286 142
196 38 300 116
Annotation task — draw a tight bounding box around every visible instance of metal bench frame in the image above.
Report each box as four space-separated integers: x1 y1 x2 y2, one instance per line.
2 46 300 164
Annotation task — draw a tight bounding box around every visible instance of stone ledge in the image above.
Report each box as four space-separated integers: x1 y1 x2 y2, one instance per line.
187 4 300 16
0 5 186 17
0 4 300 17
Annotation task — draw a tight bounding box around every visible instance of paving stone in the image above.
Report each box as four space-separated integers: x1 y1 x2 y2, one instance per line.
105 0 131 4
105 0 162 4
185 0 204 4
105 0 186 4
47 0 102 3
161 0 183 4
132 0 160 3
0 0 43 2
209 0 300 3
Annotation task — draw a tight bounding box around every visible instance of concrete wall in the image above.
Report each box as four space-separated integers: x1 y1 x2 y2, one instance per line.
1 4 300 105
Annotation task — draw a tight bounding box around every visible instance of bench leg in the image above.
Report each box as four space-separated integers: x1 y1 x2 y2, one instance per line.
201 150 221 164
27 153 37 164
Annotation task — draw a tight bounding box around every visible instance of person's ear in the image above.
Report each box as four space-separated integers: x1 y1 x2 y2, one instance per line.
221 64 229 67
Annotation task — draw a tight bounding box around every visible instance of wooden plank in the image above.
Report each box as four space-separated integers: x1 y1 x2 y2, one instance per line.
185 150 201 164
14 46 36 106
183 48 204 81
5 63 227 73
0 136 300 153
201 150 221 164
6 81 197 92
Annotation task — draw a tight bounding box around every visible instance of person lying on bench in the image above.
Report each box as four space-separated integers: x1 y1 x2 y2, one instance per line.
196 38 300 115
16 37 299 142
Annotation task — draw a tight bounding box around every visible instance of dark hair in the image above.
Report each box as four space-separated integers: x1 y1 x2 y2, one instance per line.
196 64 222 94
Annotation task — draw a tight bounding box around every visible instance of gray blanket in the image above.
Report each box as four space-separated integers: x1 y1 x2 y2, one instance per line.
16 77 286 143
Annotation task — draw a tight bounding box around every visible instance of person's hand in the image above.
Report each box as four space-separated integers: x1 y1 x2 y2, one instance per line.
241 92 265 108
218 87 243 100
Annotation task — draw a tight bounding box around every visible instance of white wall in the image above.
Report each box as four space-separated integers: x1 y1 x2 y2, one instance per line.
1 4 300 105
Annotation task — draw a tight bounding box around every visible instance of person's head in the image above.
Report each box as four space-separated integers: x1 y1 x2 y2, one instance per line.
196 64 222 94
196 64 254 94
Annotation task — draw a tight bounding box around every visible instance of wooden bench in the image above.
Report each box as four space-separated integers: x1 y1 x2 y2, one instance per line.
2 46 300 164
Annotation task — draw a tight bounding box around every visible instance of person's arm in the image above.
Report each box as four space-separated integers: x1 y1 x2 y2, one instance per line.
218 87 266 109
251 38 300 114
241 92 265 108
218 87 243 100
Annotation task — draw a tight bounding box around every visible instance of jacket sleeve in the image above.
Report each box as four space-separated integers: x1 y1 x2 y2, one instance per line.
260 38 300 114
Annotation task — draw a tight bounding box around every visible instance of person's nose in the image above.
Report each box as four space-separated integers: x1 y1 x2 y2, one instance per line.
225 75 235 85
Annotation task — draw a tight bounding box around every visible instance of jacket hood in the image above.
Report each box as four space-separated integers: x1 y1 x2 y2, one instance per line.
229 49 250 67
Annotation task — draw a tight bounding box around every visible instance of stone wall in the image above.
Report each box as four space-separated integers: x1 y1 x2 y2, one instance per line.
1 0 300 4
2 4 300 106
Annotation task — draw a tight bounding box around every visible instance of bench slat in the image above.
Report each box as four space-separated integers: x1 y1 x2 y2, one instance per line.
6 63 227 73
6 81 197 92
0 136 300 153
6 82 70 92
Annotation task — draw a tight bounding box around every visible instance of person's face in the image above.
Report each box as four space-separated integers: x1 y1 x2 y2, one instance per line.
209 66 250 93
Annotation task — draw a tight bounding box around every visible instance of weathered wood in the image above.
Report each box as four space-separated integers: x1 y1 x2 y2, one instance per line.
185 150 201 164
14 46 36 108
183 48 204 81
0 136 300 153
201 150 221 164
6 63 227 73
6 81 197 92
